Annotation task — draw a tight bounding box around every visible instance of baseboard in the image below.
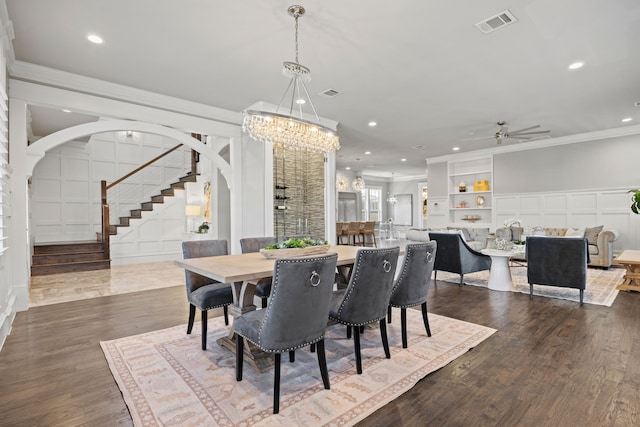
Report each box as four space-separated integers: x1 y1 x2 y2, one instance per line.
110 251 182 266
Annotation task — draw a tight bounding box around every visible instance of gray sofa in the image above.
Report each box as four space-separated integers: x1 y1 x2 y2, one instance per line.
406 227 489 251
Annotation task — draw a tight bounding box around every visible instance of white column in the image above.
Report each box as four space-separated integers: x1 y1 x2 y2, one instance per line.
8 98 29 310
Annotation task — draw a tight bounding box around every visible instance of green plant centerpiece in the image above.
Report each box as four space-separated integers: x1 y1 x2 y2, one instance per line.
629 189 640 214
260 237 330 259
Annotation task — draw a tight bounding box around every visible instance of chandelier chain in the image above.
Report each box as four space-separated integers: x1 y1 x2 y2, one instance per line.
294 15 299 63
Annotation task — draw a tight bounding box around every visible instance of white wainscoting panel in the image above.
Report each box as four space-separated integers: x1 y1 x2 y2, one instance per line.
494 188 639 252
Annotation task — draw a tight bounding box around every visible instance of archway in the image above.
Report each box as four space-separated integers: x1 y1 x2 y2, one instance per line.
25 119 233 188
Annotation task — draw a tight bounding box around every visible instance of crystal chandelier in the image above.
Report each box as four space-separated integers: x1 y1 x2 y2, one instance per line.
242 5 340 153
336 177 349 190
352 176 366 191
387 193 397 205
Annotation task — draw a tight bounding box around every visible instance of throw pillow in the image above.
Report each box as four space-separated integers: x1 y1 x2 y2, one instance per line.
584 225 603 245
564 228 585 238
459 228 472 241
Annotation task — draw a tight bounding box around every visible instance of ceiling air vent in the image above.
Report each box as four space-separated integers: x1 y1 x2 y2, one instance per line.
475 10 518 34
319 88 342 98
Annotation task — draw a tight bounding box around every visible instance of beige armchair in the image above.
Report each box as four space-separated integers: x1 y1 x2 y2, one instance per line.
590 229 619 268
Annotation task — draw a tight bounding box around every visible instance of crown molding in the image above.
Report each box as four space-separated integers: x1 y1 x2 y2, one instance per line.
426 124 640 165
9 61 241 125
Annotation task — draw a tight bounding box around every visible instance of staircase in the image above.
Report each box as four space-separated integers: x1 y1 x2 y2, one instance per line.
107 173 197 236
31 173 198 276
31 241 110 276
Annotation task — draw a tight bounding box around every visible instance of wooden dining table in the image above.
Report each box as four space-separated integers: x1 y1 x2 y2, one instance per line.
175 244 363 371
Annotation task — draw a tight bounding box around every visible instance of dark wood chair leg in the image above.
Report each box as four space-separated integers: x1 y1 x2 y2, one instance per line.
387 305 392 323
274 353 281 414
316 339 330 389
359 325 365 334
223 305 229 325
380 318 390 358
201 310 208 350
353 327 362 374
580 289 584 305
530 284 534 299
261 298 268 309
421 302 432 337
310 343 316 353
459 274 464 285
401 308 408 348
347 325 352 339
187 304 196 334
236 335 244 381
289 350 295 363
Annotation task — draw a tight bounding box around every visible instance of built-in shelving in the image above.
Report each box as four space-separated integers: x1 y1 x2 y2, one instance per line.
447 157 493 225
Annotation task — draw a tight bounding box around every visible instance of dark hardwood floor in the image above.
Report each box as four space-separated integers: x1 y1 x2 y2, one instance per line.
1 282 639 426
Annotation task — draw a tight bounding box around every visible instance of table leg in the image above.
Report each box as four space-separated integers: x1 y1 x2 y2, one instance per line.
487 256 513 292
216 281 274 373
616 264 640 292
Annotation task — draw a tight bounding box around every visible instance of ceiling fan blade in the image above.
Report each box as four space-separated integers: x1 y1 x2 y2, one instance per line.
460 135 495 142
508 125 540 134
508 130 550 136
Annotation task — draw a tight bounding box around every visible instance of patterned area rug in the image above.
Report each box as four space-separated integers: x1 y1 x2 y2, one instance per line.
101 310 496 426
437 267 624 306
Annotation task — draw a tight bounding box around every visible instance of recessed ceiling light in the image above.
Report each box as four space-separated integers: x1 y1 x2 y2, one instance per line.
295 99 306 105
62 109 72 113
364 151 371 155
345 167 351 170
453 147 460 151
411 145 423 149
621 117 633 122
568 61 584 70
368 121 377 127
401 158 407 162
85 33 104 44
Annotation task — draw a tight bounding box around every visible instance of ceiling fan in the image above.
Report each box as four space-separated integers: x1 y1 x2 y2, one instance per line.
464 121 551 144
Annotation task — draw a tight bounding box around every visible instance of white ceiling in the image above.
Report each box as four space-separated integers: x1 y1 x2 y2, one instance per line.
5 0 640 176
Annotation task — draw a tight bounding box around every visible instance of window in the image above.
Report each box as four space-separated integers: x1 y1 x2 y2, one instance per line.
360 186 381 221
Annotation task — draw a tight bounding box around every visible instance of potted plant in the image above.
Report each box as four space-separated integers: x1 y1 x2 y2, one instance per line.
630 189 640 214
197 221 210 234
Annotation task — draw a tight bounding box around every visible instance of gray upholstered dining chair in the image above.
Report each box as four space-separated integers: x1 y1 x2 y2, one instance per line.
234 253 338 414
328 246 400 374
182 240 234 350
526 236 589 305
387 241 437 348
239 236 277 308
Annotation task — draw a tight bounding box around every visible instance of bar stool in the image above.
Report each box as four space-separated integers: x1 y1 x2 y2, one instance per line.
336 222 348 245
344 222 363 246
360 221 377 247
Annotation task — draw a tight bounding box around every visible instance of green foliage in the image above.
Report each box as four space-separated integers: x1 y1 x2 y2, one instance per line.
264 237 328 250
629 189 640 215
197 222 209 233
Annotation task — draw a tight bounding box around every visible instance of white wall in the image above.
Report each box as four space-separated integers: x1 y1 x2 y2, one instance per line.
389 176 427 229
30 131 193 243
